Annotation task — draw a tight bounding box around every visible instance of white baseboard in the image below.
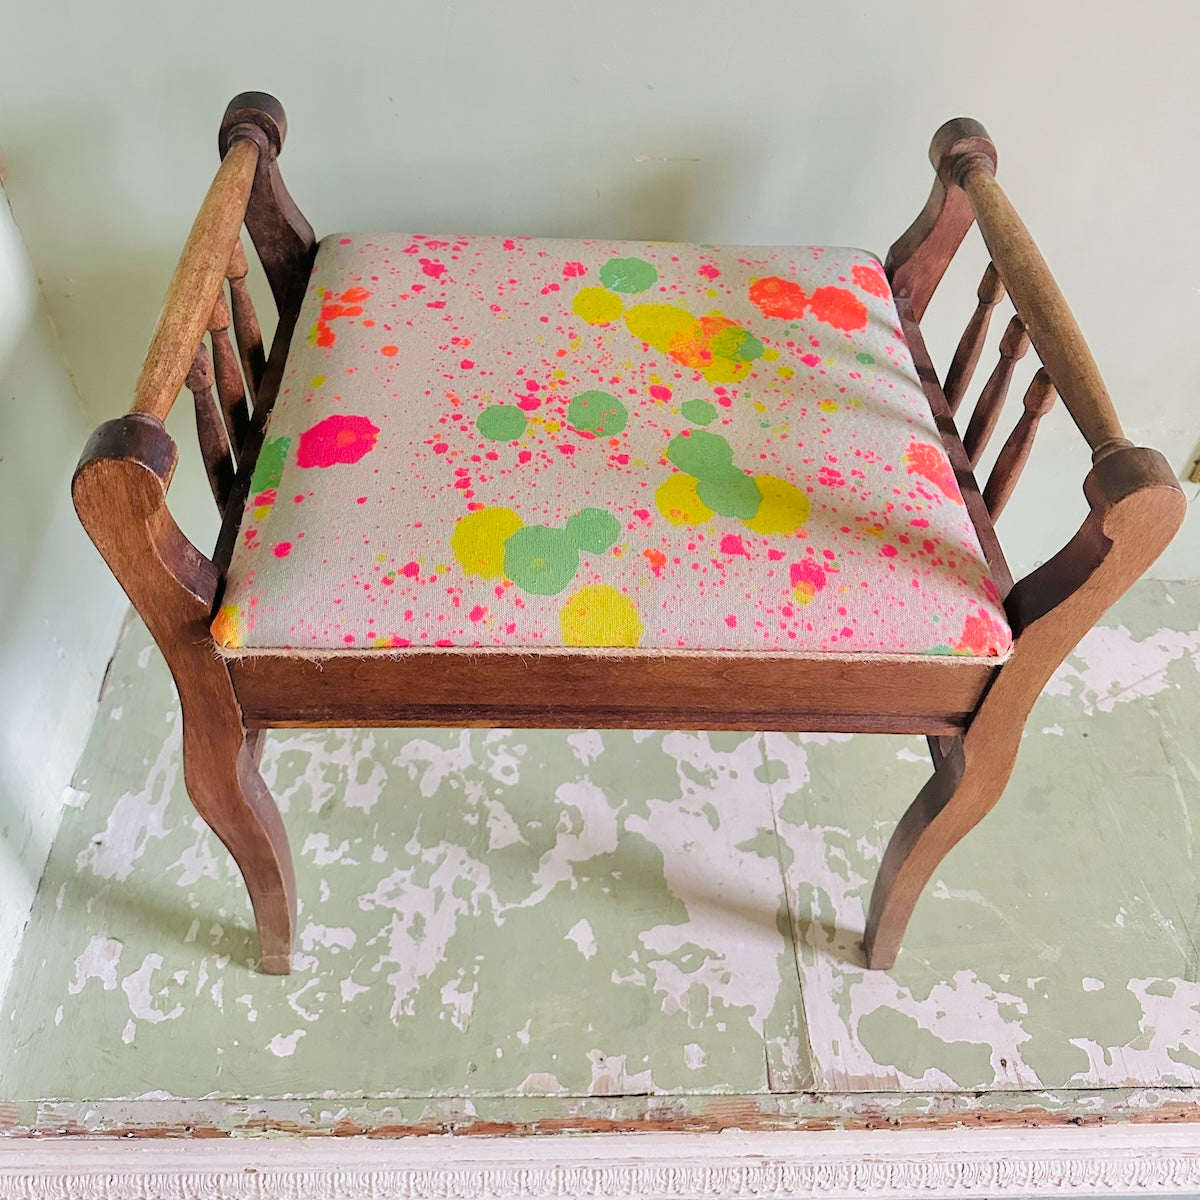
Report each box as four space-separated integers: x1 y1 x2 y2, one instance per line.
2 1126 1199 1198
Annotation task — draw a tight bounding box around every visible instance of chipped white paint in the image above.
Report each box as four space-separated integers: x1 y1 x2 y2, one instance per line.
267 1029 306 1057
1083 978 1105 992
121 953 184 1025
567 730 604 767
359 841 497 1022
565 918 597 959
440 972 478 1032
683 1042 708 1069
75 725 178 881
515 1072 567 1095
1046 625 1200 714
299 923 357 953
514 780 619 910
587 1049 656 1095
626 733 785 1034
67 935 122 995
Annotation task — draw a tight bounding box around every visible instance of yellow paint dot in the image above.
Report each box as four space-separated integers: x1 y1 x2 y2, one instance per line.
762 348 779 361
211 604 242 649
543 419 561 434
450 507 523 579
253 504 272 521
655 473 714 526
819 400 838 413
792 583 817 606
560 584 643 648
573 288 624 325
743 476 810 535
311 374 326 388
776 366 795 380
625 304 695 353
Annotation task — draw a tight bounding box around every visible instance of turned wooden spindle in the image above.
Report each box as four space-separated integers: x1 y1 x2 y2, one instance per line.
943 263 1005 415
226 240 266 401
982 368 1058 520
962 315 1031 467
186 342 236 513
207 290 251 453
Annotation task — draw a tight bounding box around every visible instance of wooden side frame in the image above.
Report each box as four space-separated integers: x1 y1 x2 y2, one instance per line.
72 102 1185 975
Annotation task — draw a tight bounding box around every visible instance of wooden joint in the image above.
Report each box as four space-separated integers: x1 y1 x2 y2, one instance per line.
220 92 286 161
929 118 997 184
226 240 250 282
72 414 219 608
185 341 215 393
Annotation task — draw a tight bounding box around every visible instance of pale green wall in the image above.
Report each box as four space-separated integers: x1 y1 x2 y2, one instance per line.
0 189 126 1000
2 0 1198 577
0 0 1197 577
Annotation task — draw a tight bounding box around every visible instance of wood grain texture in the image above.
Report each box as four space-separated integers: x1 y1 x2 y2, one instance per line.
130 138 259 423
219 92 316 311
963 314 1031 467
864 446 1186 968
226 240 266 402
983 368 1058 520
72 414 296 973
943 263 1005 415
229 651 995 734
956 161 1131 463
885 118 997 322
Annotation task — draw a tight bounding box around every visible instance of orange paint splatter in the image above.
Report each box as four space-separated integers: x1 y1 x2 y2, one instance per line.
381 344 399 356
749 276 808 319
904 440 962 504
642 547 667 577
310 286 373 349
807 286 867 332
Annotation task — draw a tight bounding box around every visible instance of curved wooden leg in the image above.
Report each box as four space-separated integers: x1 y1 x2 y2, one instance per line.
74 415 296 974
863 727 1019 970
181 704 296 974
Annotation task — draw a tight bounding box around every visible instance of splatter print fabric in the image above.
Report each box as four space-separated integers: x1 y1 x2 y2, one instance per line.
214 235 1011 657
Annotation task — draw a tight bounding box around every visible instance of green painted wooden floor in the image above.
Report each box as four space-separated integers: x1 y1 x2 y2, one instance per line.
1 581 1198 1134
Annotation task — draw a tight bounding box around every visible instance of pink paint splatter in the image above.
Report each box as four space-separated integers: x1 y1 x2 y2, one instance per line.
296 414 380 468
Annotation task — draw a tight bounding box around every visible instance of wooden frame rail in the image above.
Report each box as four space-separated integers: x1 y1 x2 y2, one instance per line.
72 101 1185 977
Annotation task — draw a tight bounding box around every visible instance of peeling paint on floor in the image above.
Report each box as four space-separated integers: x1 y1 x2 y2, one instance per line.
1 581 1198 1132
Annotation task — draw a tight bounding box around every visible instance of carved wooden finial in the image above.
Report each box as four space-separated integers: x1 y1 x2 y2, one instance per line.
220 91 287 160
929 117 997 184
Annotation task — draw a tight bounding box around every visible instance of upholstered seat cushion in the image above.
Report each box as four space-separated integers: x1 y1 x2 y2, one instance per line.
213 234 1011 657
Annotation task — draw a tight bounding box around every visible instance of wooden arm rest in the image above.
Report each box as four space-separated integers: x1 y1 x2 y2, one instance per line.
936 136 1130 464
130 138 260 423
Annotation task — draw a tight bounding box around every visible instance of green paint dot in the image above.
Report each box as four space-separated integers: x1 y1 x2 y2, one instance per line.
567 390 628 436
680 399 717 426
251 436 291 493
476 405 528 441
696 469 762 520
565 508 621 553
666 429 735 478
709 324 763 363
503 526 579 595
856 352 876 365
598 257 658 294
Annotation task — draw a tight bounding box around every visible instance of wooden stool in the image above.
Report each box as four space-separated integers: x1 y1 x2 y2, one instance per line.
73 94 1184 974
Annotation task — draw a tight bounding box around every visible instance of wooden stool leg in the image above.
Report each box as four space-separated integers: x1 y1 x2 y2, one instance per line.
74 414 296 973
863 725 1020 970
181 704 295 973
